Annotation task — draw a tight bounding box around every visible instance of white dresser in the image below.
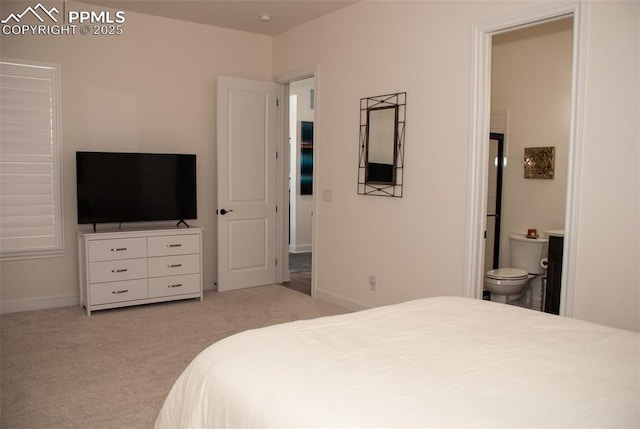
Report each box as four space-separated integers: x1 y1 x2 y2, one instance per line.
77 228 203 315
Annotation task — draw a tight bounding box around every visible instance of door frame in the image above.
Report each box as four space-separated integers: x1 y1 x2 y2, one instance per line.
464 1 588 317
273 65 318 296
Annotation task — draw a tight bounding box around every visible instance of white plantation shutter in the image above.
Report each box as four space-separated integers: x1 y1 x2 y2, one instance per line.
0 60 64 260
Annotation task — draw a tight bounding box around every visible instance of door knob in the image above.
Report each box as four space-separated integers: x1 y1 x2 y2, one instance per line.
219 208 233 215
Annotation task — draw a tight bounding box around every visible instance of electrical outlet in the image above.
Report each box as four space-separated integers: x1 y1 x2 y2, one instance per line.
369 275 376 291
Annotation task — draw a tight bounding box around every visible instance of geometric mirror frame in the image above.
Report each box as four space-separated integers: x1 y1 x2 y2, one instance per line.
358 92 406 197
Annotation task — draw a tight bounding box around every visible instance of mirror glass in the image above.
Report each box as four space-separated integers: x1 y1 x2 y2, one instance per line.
366 106 397 184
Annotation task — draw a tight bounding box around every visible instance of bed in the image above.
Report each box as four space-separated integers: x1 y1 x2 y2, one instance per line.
155 296 639 428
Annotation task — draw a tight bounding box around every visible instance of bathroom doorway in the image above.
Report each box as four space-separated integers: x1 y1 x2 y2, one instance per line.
482 17 574 311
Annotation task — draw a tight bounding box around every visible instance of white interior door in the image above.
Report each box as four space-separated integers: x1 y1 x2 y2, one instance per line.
217 76 278 291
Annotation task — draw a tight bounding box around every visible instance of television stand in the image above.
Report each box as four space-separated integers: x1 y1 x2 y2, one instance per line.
176 219 190 228
77 227 203 315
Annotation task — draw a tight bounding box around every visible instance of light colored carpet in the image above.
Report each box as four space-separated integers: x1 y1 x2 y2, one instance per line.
0 285 347 429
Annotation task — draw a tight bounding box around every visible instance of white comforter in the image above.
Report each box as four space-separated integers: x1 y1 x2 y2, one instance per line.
155 296 639 428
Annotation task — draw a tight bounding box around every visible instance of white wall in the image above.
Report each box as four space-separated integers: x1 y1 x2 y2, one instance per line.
572 0 639 331
0 2 272 308
273 1 640 331
491 18 572 267
275 1 499 309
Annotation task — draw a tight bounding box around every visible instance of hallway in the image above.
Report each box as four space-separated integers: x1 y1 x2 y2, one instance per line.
283 253 311 296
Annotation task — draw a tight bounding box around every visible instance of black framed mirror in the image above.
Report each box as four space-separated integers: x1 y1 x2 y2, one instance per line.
358 92 406 197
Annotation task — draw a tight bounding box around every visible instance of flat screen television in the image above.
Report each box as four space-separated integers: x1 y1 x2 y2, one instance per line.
76 152 197 227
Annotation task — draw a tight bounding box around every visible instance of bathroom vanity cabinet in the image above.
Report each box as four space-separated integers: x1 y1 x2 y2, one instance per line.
544 235 563 315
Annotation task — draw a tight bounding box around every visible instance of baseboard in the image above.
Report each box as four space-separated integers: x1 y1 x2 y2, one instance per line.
1 294 79 314
289 244 312 253
313 288 369 312
2 281 218 314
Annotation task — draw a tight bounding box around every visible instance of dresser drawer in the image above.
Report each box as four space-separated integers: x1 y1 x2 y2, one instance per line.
89 238 147 262
90 279 148 305
89 258 147 283
148 254 199 278
148 273 201 298
147 234 199 257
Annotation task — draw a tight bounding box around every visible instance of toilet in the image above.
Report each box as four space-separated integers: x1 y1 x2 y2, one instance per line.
485 234 549 305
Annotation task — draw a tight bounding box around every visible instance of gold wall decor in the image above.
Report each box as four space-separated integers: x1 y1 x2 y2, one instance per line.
524 146 555 179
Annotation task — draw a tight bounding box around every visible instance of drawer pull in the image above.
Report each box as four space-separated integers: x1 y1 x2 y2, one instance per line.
111 268 128 273
168 283 183 288
110 247 127 252
168 264 183 268
112 289 128 294
167 244 182 248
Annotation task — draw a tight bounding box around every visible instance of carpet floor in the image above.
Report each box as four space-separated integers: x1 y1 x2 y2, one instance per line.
0 285 347 429
289 252 312 273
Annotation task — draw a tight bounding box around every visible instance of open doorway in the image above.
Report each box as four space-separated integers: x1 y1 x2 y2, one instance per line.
484 18 573 311
466 2 587 318
283 77 315 296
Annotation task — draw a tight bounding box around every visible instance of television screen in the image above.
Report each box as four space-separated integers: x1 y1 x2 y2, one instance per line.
76 152 197 225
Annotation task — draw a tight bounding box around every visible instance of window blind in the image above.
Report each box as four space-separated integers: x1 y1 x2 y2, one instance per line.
0 60 64 259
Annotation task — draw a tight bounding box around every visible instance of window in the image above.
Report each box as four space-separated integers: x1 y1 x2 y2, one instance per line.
0 60 64 260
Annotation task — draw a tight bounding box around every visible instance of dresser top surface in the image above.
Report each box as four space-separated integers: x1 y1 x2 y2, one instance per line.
78 226 202 239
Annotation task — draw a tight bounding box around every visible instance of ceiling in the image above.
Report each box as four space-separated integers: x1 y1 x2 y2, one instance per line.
82 1 359 36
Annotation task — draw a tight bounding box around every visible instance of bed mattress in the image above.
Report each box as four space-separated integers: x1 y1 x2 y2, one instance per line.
156 296 639 428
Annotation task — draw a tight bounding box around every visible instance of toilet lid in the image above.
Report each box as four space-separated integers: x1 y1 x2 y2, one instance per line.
486 268 529 280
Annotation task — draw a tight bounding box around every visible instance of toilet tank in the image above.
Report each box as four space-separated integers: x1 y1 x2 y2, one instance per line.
509 234 549 274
